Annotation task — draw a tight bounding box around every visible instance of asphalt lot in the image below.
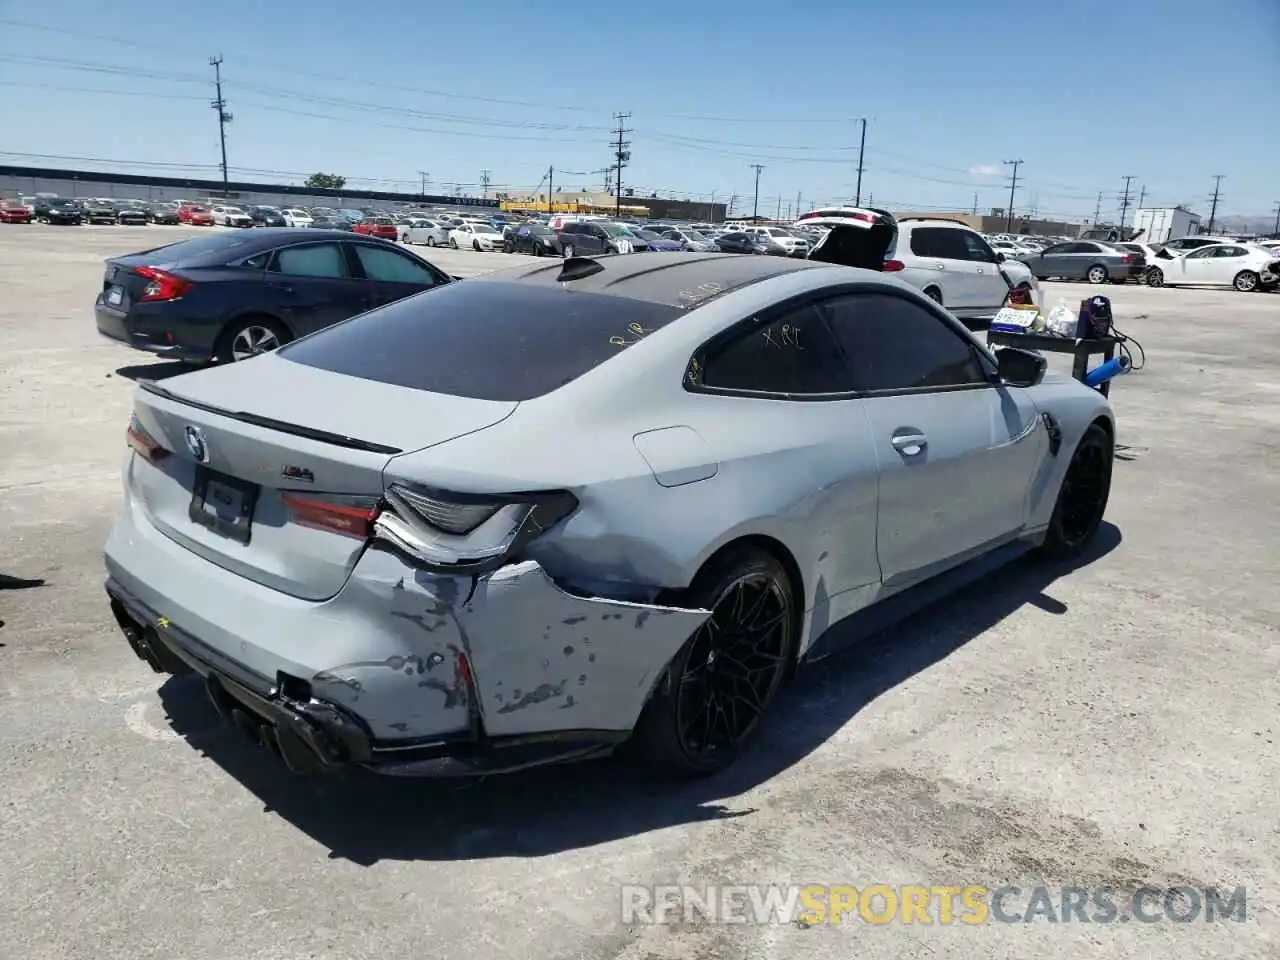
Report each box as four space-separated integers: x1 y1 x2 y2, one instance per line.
1 223 1278 960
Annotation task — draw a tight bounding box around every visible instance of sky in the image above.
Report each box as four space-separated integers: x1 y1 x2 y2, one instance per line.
1 0 1277 226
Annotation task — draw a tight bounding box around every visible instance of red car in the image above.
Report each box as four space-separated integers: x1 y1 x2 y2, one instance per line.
353 216 398 240
177 204 214 226
1 198 32 223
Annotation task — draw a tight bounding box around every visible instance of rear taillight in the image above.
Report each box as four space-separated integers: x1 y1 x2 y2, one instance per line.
883 259 905 272
126 414 169 463
281 492 381 539
134 266 193 302
1121 254 1139 264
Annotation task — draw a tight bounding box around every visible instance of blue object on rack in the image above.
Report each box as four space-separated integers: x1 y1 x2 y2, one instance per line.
1083 355 1131 388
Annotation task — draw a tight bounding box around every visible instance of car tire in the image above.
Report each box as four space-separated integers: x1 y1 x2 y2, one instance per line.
400 232 411 244
923 286 943 304
1086 264 1109 284
563 243 575 259
426 236 436 247
217 316 292 363
449 237 458 249
473 240 481 252
1233 270 1260 292
631 545 798 776
1146 267 1164 287
1038 422 1113 560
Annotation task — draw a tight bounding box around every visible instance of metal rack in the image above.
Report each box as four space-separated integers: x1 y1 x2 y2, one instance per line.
986 330 1120 397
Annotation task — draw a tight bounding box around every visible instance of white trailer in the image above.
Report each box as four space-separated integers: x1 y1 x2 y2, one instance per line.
1132 207 1202 244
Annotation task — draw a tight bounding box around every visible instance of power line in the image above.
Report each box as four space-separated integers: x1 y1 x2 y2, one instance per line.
1207 175 1225 234
0 17 859 123
1003 159 1023 231
750 164 765 220
1118 176 1137 231
209 55 231 197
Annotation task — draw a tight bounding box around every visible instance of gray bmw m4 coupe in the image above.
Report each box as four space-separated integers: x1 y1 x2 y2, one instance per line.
105 250 1116 777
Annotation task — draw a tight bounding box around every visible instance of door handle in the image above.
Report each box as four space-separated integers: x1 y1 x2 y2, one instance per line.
891 433 928 456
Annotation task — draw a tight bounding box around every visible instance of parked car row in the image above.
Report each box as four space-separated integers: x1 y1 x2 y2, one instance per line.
1007 235 1279 293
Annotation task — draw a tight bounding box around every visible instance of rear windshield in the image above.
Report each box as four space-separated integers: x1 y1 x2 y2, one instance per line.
278 280 684 401
141 232 263 262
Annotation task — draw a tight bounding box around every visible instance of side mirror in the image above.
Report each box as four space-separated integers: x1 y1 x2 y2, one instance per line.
995 347 1046 387
995 252 1007 262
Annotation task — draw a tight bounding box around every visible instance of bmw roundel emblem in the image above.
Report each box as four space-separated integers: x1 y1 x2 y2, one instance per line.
184 425 209 463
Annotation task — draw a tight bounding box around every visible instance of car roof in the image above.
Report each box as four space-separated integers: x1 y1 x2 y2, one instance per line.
468 252 832 310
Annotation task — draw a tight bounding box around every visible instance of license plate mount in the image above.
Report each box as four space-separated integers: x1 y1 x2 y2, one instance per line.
189 466 259 545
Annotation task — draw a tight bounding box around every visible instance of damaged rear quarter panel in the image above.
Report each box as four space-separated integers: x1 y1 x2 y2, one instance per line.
459 561 710 736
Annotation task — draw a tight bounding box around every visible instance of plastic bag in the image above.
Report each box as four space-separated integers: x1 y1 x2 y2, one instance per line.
1045 300 1077 337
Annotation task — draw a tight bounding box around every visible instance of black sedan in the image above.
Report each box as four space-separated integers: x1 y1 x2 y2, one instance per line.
308 215 354 231
116 204 150 226
713 231 772 255
248 205 287 227
148 203 180 225
84 200 118 224
507 223 560 256
36 198 83 224
94 229 452 364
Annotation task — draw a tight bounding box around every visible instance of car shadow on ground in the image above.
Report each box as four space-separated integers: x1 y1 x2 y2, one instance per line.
114 361 199 382
157 523 1121 865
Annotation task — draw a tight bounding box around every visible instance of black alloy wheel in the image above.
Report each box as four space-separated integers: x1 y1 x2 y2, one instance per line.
634 548 796 775
1041 423 1113 557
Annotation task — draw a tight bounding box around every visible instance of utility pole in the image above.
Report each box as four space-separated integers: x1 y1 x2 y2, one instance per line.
1271 200 1279 238
1206 175 1224 234
1136 185 1146 210
1093 191 1103 224
612 112 632 218
972 192 979 215
750 164 765 221
727 194 738 218
1002 159 1023 232
854 118 867 206
209 56 232 197
547 165 554 213
775 195 781 221
417 171 430 197
480 169 491 198
795 191 802 218
1118 175 1137 231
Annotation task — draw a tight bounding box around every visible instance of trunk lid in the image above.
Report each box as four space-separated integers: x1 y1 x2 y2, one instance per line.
127 355 518 600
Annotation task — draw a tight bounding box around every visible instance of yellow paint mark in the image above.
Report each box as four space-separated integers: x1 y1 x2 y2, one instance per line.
156 616 170 628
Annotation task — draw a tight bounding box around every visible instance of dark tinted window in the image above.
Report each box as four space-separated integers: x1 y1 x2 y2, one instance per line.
819 293 988 392
698 304 851 395
909 227 968 259
141 232 264 263
279 281 684 401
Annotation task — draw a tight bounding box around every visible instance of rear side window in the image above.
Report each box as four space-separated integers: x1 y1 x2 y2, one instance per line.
271 243 348 278
278 280 684 401
140 232 263 262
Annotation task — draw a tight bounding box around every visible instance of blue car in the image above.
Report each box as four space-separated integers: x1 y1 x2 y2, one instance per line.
631 228 682 252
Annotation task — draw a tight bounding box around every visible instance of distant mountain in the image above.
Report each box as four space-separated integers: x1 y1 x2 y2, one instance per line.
1210 213 1277 235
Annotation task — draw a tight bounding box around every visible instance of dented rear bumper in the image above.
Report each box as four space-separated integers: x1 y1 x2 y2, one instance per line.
104 495 709 775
